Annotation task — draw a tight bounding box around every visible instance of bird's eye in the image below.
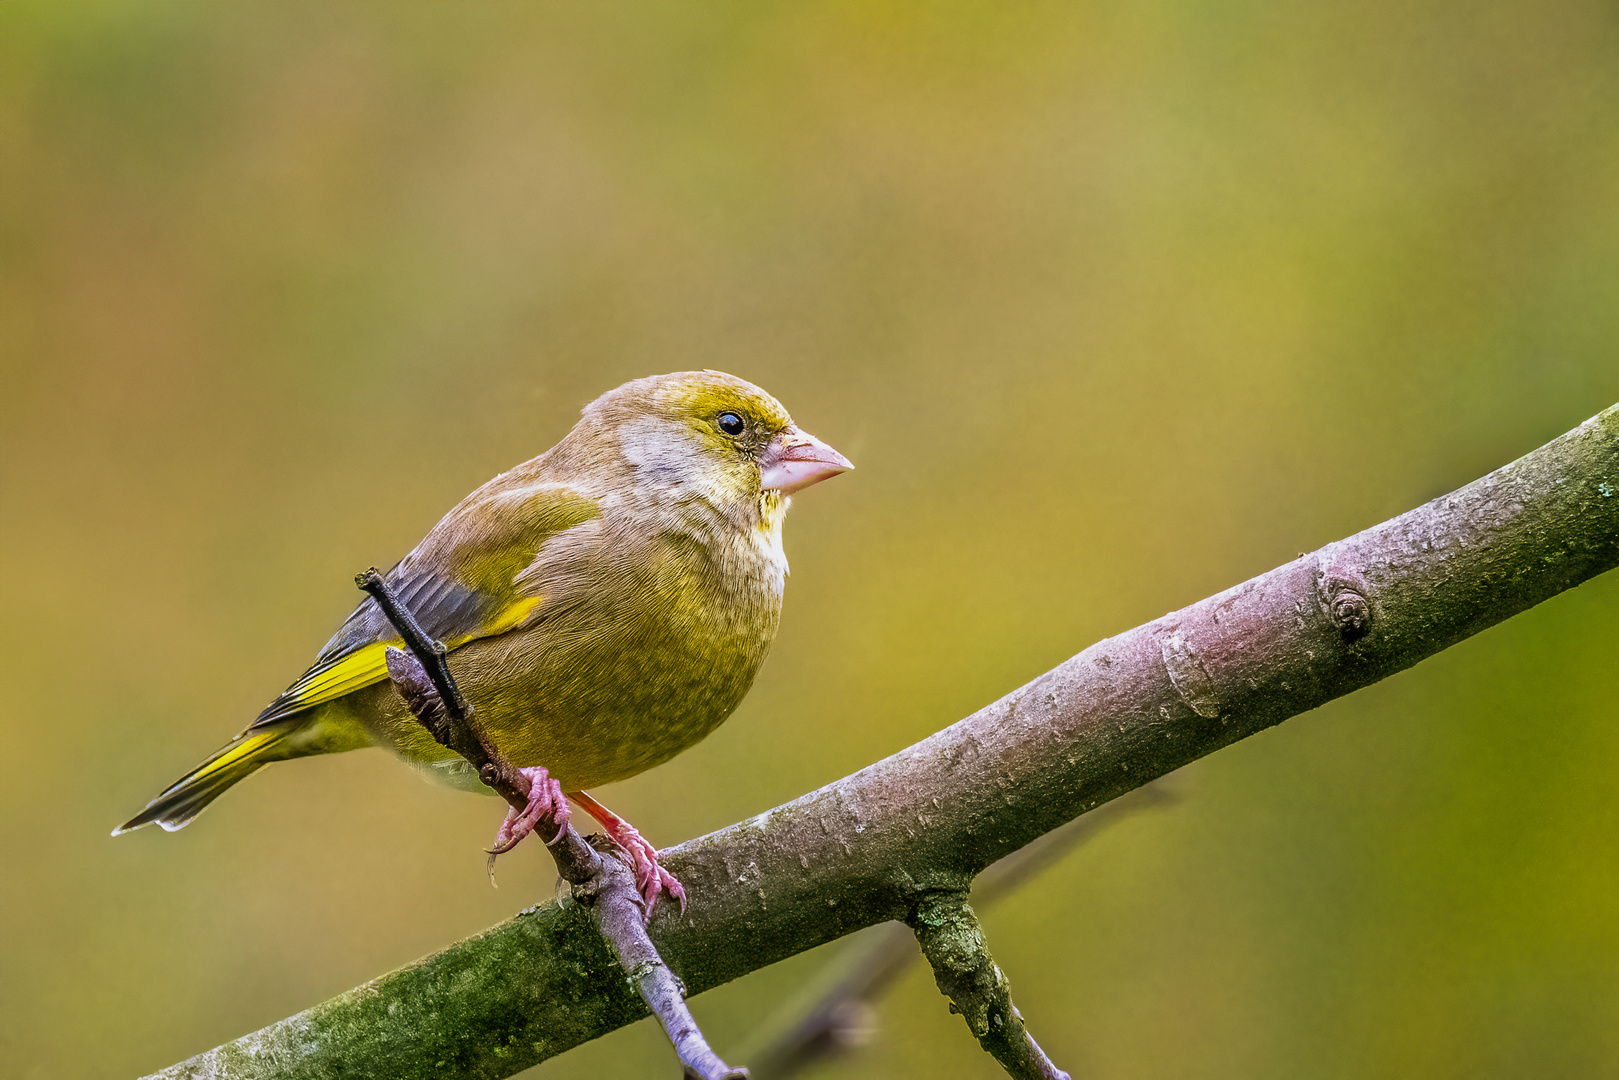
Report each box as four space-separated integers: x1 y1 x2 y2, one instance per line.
717 412 745 436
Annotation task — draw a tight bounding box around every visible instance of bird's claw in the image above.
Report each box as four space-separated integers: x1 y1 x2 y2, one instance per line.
487 766 569 857
602 818 686 915
485 775 682 914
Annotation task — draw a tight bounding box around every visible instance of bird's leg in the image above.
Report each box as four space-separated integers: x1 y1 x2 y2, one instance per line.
487 766 570 856
567 790 686 914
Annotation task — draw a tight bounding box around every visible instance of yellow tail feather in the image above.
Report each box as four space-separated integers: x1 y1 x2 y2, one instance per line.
113 725 293 835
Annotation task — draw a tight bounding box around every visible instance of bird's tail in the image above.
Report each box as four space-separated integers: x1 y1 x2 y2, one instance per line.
113 723 295 835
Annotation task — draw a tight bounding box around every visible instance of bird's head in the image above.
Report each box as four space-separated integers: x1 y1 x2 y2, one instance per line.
580 371 852 522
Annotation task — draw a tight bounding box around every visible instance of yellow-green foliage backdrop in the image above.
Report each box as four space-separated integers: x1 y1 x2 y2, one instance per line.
3 3 1617 1078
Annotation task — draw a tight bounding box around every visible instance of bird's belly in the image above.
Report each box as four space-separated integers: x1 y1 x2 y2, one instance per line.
472 629 766 789
357 579 781 792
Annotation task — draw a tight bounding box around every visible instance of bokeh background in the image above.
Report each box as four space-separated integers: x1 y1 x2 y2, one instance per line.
3 2 1618 1078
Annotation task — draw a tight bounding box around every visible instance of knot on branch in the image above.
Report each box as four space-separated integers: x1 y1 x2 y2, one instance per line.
1330 591 1371 638
1318 563 1374 642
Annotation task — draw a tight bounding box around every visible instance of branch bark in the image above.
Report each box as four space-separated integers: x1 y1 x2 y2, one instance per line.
907 894 1069 1080
145 404 1619 1080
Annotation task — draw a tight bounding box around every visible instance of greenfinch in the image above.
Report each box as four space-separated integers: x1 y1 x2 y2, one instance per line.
115 371 852 905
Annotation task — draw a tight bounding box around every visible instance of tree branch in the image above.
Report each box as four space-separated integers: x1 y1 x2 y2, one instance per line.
907 893 1069 1080
144 404 1619 1080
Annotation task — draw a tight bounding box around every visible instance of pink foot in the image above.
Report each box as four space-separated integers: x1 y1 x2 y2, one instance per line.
604 816 686 914
568 790 686 915
487 766 570 857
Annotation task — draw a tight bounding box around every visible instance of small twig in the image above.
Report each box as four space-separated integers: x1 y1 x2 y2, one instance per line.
907 894 1070 1080
589 836 747 1080
747 778 1180 1078
356 567 472 720
380 647 534 815
365 581 745 1080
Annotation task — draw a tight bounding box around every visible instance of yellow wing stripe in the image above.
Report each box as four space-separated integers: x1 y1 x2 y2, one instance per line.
482 594 542 637
188 727 288 785
288 641 396 708
283 595 544 711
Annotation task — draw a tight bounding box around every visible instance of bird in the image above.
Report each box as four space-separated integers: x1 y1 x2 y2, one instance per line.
114 370 853 909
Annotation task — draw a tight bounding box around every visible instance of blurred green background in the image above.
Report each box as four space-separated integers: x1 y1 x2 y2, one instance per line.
3 2 1617 1078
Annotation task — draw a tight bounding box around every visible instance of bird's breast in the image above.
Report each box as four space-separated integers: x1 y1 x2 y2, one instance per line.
378 501 789 791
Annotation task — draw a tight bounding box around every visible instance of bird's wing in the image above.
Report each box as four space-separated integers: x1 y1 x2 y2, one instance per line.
247 482 602 728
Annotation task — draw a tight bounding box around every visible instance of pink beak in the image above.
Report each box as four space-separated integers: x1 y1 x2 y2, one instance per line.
759 425 854 495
